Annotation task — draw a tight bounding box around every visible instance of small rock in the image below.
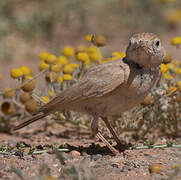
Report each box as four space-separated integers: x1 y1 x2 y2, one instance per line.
149 163 162 174
112 163 119 168
66 155 73 160
133 162 140 168
120 166 128 172
69 150 81 156
91 154 102 161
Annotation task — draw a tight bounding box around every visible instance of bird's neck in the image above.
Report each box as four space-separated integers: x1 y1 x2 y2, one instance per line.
123 57 160 72
123 57 143 70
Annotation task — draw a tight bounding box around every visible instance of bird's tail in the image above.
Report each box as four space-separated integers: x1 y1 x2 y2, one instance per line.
11 112 46 131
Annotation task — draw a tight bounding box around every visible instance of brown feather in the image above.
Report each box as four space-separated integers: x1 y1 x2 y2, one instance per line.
12 113 46 131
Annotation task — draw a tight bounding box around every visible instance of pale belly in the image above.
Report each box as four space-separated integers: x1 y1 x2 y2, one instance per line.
102 88 148 116
102 71 157 116
67 69 158 117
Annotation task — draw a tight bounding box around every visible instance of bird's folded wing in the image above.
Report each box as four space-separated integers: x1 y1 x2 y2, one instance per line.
38 60 127 113
81 60 126 98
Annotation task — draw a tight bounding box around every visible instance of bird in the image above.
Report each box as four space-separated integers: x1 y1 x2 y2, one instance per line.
12 32 165 155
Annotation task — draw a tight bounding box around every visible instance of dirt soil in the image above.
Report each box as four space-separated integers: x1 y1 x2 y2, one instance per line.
0 120 181 180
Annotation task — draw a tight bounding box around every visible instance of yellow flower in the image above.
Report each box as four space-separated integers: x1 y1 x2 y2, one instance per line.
103 52 125 63
162 72 173 79
101 57 117 63
176 81 181 92
20 66 31 76
112 52 121 57
45 54 57 64
39 60 50 71
87 46 97 54
101 59 110 64
50 64 61 73
69 63 78 68
39 52 49 61
3 88 15 99
76 52 89 62
62 46 74 57
173 67 181 75
89 52 103 62
166 86 177 94
160 63 170 73
10 68 23 79
58 76 64 84
41 96 50 103
48 91 54 97
170 37 181 46
85 34 92 42
57 56 68 66
0 73 2 79
101 57 114 64
25 75 33 79
63 65 74 74
63 74 72 81
119 52 126 58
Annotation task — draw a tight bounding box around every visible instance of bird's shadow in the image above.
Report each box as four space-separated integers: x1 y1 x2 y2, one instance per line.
59 142 129 155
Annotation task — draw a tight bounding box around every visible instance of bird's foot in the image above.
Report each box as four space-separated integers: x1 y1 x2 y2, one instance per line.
91 117 118 155
96 132 118 155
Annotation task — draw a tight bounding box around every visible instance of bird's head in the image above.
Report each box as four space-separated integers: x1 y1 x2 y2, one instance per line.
125 33 165 69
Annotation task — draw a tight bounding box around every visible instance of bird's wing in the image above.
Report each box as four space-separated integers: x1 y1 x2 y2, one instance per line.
80 60 126 98
39 60 127 113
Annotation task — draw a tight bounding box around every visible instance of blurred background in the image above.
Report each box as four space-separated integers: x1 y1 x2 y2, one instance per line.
0 0 180 87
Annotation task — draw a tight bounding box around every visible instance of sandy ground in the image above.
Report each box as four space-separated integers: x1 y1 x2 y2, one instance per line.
0 121 181 180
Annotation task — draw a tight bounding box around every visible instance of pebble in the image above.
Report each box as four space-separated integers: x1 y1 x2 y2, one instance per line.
111 163 119 168
91 154 102 161
120 166 128 172
149 163 162 174
69 150 81 156
66 155 73 160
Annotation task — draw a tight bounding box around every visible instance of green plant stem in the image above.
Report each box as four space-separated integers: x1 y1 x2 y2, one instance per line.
97 47 101 64
32 148 69 154
131 144 181 150
0 151 11 154
0 148 69 155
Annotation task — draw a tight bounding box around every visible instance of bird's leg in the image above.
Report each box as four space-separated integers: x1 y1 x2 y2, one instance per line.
91 116 118 155
91 116 99 136
101 117 122 147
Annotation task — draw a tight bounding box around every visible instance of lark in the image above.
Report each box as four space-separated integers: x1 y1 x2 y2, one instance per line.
12 33 165 154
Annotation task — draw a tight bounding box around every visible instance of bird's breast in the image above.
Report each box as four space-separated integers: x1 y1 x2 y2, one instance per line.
102 69 158 116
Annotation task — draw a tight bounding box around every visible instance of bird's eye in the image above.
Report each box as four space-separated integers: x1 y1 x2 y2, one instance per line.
155 40 160 47
129 40 132 46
